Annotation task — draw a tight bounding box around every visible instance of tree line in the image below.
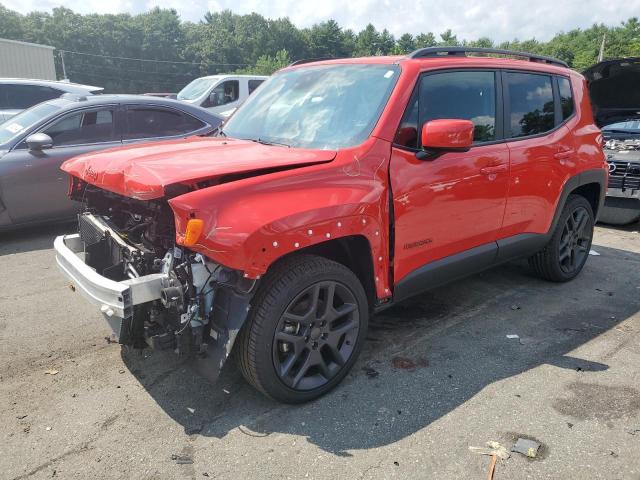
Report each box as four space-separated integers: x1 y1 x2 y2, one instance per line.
1 4 639 93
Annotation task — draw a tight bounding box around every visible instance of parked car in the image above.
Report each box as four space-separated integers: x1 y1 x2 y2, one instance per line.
584 58 640 225
56 48 615 404
0 78 103 122
0 94 223 231
176 74 267 117
143 93 177 99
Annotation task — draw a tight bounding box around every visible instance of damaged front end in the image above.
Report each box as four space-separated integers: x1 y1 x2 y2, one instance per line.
55 183 257 383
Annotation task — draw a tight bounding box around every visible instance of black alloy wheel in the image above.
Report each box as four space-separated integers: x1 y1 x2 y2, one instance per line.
529 194 595 282
272 281 359 390
237 255 368 403
558 205 592 275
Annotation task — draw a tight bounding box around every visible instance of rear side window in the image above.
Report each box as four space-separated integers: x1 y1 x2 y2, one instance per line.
248 79 264 95
0 84 62 110
395 70 496 148
42 108 116 146
558 77 574 120
125 108 205 140
505 72 554 138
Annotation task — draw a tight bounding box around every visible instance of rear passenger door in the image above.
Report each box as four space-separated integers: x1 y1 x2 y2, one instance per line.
501 72 577 238
390 70 510 288
122 106 207 144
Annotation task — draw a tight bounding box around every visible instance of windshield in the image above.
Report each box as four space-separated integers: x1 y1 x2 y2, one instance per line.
603 120 640 134
222 64 400 149
0 102 61 145
177 77 219 101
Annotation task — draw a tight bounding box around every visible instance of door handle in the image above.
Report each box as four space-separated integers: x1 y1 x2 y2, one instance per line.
480 164 507 175
554 149 575 160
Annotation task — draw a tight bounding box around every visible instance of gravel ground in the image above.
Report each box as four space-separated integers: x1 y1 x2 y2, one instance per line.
1 222 639 480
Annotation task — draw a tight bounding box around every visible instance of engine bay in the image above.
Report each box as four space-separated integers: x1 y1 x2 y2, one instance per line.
70 182 256 362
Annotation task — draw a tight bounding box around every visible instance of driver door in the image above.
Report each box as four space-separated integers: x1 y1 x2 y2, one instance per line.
0 106 121 225
390 70 509 297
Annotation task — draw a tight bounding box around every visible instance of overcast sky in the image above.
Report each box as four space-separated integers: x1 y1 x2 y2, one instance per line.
4 0 640 42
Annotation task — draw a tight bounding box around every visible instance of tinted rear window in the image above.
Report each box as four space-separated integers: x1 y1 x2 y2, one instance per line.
0 84 62 110
505 72 555 138
125 108 205 139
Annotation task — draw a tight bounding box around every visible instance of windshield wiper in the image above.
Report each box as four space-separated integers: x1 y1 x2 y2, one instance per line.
251 138 291 148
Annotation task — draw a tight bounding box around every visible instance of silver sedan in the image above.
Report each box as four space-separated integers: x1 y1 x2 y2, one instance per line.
0 94 222 231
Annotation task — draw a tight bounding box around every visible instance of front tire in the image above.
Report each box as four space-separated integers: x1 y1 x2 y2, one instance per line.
529 194 595 282
237 254 369 403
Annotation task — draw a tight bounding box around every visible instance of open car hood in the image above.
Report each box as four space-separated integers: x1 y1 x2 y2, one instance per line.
584 57 640 128
61 136 336 200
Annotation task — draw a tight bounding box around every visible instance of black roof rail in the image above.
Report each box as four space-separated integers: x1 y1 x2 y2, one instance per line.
407 47 568 68
289 57 340 66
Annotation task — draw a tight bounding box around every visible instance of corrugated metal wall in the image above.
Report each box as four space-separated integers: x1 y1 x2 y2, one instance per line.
0 39 56 80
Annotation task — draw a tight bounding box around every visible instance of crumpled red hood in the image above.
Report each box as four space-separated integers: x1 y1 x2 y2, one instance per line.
61 136 336 200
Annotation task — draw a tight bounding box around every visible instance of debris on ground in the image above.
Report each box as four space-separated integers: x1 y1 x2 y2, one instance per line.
16 414 27 419
187 407 195 414
45 426 52 431
171 454 193 465
512 438 541 458
44 369 59 375
391 356 428 370
469 441 510 480
510 305 521 311
362 366 379 378
469 441 510 460
589 249 600 256
506 334 520 340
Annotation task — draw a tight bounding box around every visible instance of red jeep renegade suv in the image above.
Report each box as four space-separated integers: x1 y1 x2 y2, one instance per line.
55 48 608 403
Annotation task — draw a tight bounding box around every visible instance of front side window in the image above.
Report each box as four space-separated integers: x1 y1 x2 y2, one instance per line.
204 80 240 108
395 71 496 148
223 64 399 150
42 108 116 146
558 77 574 121
125 108 204 140
506 72 554 138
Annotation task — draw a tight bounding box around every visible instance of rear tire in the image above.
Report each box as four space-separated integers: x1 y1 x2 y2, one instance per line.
529 194 594 282
237 254 369 403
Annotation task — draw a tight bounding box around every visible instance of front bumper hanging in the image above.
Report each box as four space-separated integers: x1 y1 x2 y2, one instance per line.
54 233 168 342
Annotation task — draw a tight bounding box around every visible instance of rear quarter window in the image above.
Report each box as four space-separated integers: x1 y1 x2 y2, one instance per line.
505 72 555 138
558 77 575 121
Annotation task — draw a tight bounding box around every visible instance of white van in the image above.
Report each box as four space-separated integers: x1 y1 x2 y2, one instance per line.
176 75 267 117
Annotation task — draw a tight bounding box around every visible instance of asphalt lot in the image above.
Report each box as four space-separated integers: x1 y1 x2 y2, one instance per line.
1 221 639 479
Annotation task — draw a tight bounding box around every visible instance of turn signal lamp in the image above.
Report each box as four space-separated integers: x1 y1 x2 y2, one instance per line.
183 219 204 247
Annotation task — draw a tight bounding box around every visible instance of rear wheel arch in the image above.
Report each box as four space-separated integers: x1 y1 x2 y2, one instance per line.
570 182 601 219
549 169 606 234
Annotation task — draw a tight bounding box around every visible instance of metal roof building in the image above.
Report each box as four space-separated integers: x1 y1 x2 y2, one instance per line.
0 38 57 80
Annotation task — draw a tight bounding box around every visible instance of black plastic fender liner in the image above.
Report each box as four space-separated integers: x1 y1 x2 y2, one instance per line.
548 168 607 229
192 284 256 384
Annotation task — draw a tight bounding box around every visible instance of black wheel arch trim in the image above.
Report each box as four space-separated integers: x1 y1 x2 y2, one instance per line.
547 168 606 232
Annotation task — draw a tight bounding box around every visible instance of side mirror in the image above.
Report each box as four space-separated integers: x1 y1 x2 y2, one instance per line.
417 119 474 160
26 133 53 151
